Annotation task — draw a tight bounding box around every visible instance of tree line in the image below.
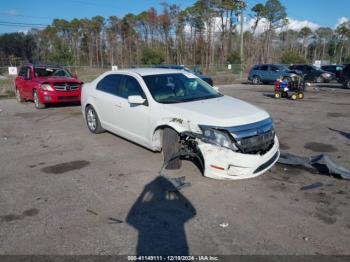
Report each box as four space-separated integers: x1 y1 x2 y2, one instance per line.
0 0 350 71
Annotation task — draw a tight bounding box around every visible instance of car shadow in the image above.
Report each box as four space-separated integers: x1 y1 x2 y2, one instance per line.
262 93 275 99
126 176 196 255
45 101 81 108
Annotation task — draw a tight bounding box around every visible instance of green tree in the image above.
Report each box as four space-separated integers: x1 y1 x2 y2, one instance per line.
280 50 306 64
264 0 287 62
298 27 313 60
315 27 333 60
226 51 241 64
251 3 267 35
141 48 165 64
335 21 350 63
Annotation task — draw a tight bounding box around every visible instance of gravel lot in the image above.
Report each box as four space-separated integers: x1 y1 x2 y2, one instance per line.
0 83 349 255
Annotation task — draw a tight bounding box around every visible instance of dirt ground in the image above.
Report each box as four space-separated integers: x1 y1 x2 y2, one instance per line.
0 82 349 255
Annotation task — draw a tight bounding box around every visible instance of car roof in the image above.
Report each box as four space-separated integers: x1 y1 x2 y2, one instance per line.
109 68 189 76
153 64 185 69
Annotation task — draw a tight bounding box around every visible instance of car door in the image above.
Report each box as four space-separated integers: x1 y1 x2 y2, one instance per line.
23 67 36 99
259 65 269 82
269 65 281 81
93 74 123 132
113 74 150 146
15 67 26 97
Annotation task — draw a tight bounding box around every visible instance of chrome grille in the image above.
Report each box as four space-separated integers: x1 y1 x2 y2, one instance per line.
226 118 275 154
54 83 80 91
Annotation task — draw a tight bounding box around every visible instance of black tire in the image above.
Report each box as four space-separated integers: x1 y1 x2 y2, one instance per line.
85 105 104 134
344 80 350 89
316 76 324 83
162 127 182 170
274 92 281 99
252 76 260 85
33 90 46 109
15 88 24 103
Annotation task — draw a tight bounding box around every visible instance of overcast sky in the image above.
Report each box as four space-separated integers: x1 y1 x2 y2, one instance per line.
0 0 349 34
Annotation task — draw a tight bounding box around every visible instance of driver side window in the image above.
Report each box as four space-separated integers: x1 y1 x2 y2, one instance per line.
25 67 31 80
118 75 146 99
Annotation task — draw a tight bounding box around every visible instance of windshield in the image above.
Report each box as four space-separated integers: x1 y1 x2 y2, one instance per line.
277 65 288 70
142 73 221 104
34 67 72 78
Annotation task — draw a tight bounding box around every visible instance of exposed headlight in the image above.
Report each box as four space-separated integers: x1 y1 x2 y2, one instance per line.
41 83 54 91
199 126 238 151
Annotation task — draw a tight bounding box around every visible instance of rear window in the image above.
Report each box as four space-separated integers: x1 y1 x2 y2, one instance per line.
344 65 350 73
260 65 268 71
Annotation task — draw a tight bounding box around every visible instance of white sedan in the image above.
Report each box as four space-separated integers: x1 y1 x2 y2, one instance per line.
81 68 279 180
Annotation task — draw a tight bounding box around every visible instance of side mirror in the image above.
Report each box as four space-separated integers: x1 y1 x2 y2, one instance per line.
128 95 146 105
213 86 220 91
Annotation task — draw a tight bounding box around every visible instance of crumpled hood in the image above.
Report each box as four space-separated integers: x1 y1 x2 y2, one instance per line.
162 95 270 127
35 77 82 84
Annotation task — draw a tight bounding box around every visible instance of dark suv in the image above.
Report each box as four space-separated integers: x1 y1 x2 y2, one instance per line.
248 64 299 84
339 64 350 88
289 64 335 83
321 64 344 82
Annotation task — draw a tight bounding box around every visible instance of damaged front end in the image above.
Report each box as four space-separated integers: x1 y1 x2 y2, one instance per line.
163 118 280 180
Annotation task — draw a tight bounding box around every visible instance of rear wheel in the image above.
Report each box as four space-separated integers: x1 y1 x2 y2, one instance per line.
298 92 304 99
252 76 260 85
162 127 182 170
16 88 24 103
274 92 281 99
316 76 324 83
85 105 104 134
344 80 350 89
33 90 45 109
291 93 298 100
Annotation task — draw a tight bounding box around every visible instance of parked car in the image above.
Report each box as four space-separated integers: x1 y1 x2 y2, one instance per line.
248 64 300 84
81 68 279 180
339 64 350 89
321 64 344 82
153 64 214 86
15 64 82 109
289 64 335 83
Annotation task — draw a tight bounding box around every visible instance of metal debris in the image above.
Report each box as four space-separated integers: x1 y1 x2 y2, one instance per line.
220 222 229 228
86 209 98 216
300 182 323 191
108 217 123 224
278 151 350 180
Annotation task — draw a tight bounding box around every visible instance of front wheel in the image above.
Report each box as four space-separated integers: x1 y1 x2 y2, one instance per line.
316 76 324 83
344 80 350 89
274 92 281 99
85 106 104 134
16 88 24 103
252 76 260 85
162 127 182 170
33 90 46 109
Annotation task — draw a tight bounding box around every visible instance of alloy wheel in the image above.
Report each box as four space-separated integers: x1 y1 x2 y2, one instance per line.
87 108 97 131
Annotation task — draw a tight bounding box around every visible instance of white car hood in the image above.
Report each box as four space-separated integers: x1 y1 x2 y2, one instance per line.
162 95 270 127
